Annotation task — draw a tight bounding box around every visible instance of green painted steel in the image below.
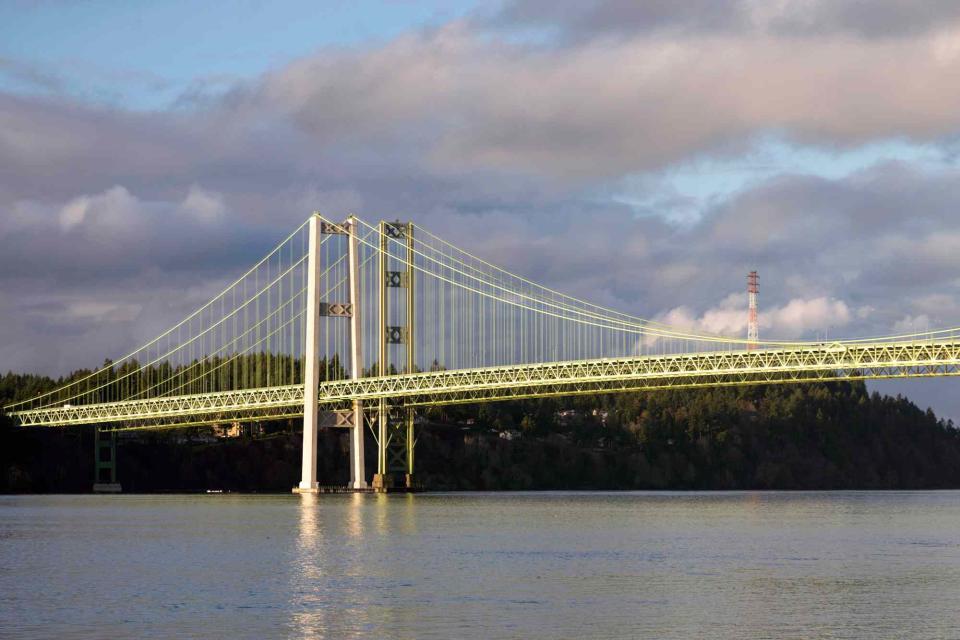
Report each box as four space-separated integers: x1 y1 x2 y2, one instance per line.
10 340 960 429
94 428 117 484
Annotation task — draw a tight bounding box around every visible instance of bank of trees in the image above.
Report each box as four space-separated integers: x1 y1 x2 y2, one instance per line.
3 370 959 492
417 381 960 489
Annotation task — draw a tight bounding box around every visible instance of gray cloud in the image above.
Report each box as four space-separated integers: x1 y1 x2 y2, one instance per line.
8 23 960 192
769 0 960 39
490 0 745 39
0 57 65 93
238 23 960 180
490 0 960 40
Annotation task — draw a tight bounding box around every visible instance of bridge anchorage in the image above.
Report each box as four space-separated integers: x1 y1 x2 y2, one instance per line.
5 213 960 492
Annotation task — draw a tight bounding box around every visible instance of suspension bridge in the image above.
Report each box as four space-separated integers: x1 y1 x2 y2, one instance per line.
5 214 960 491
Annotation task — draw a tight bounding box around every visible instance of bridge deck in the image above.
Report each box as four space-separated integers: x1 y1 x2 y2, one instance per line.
8 340 960 428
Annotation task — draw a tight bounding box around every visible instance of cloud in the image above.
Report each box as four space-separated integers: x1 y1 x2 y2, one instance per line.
2 183 271 290
7 21 960 196
5 143 960 376
0 57 65 93
893 314 934 334
58 185 140 232
25 299 144 328
652 293 858 342
179 184 226 223
229 22 960 180
655 293 747 338
768 297 854 337
490 0 960 40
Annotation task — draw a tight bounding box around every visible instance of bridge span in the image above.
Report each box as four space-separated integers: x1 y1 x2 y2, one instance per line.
6 214 959 490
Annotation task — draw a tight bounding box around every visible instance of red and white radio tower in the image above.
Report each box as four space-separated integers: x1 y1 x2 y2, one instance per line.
747 271 759 347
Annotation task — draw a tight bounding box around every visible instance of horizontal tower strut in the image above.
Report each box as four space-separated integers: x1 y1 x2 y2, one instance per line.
319 302 353 317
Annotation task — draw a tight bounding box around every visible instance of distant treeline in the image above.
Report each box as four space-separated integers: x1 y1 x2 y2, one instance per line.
3 370 960 492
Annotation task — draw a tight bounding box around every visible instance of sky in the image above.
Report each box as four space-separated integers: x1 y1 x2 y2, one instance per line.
3 0 960 417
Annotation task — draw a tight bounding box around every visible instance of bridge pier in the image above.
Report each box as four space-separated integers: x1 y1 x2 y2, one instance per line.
296 215 323 493
92 427 121 493
372 405 417 491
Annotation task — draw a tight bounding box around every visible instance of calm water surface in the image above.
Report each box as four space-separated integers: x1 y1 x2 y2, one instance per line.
2 491 960 639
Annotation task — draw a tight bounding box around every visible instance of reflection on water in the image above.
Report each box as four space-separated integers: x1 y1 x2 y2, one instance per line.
2 492 960 639
346 493 365 540
291 493 374 639
374 492 390 536
290 493 324 638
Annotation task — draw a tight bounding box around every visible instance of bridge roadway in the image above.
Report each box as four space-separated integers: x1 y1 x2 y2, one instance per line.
9 339 960 429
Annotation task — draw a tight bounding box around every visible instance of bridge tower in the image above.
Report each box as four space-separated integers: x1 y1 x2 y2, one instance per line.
373 220 417 490
296 214 367 493
346 216 367 489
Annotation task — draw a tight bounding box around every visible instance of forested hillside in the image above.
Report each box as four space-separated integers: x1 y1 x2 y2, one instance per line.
3 372 959 492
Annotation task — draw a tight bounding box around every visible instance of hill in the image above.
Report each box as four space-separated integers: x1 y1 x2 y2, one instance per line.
3 372 959 492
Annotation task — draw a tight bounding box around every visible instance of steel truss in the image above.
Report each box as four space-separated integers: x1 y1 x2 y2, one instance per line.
10 386 306 429
317 340 960 405
10 340 960 428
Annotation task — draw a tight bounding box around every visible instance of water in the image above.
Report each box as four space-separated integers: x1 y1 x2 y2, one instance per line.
2 492 960 639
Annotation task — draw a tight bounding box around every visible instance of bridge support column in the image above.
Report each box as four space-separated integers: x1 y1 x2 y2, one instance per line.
92 427 121 493
372 220 417 491
404 221 416 488
296 214 322 493
347 216 367 489
373 398 391 490
405 407 415 488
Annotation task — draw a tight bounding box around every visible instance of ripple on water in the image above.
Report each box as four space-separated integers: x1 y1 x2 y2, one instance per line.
1 491 960 639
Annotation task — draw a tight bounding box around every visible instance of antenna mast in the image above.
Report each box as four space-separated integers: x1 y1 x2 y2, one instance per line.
747 271 759 347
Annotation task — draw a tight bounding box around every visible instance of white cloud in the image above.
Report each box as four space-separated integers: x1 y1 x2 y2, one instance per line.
27 300 143 324
767 297 853 337
58 196 89 231
57 185 140 232
652 294 859 342
179 184 225 223
893 314 933 334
